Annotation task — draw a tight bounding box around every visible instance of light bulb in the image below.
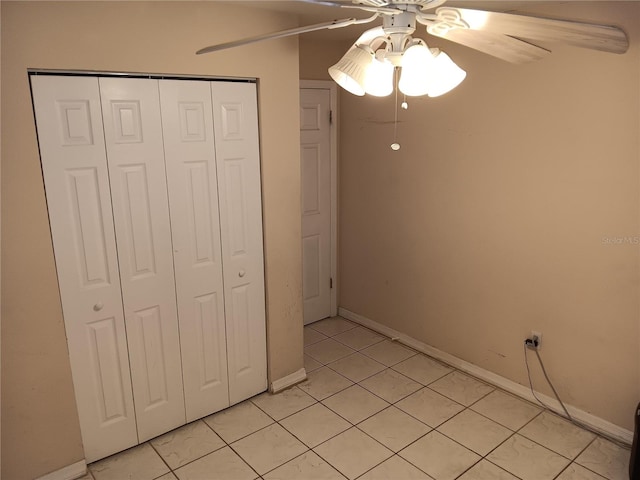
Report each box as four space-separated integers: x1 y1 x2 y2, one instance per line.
364 56 394 97
426 49 466 97
398 43 433 97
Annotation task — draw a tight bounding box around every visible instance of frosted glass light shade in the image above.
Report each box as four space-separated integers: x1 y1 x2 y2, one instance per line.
398 43 432 97
426 49 466 97
364 57 394 97
328 46 373 96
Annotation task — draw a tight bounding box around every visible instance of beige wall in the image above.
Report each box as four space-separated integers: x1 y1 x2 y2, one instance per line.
299 37 350 81
0 2 303 479
338 2 640 431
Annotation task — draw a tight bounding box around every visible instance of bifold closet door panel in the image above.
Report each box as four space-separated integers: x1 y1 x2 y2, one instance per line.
158 80 230 422
211 82 268 403
99 78 186 441
31 75 138 462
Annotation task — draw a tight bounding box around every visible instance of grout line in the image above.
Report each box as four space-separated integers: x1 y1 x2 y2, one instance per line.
146 440 174 475
92 315 623 480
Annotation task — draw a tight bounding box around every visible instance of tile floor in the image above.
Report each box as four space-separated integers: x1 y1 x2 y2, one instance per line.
84 316 631 480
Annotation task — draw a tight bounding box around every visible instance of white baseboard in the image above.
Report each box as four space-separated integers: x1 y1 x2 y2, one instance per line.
36 460 87 480
270 367 307 393
338 307 633 445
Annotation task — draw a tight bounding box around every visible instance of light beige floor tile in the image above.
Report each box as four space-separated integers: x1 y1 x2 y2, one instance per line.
328 352 386 383
332 327 385 351
298 367 353 400
251 386 316 421
313 428 393 480
392 354 453 386
361 340 416 366
204 400 274 443
556 463 607 480
575 437 631 480
263 451 346 480
306 338 355 365
358 406 431 452
322 384 389 424
429 371 494 406
396 387 464 427
232 423 308 475
90 443 169 480
470 390 542 430
437 409 512 456
174 446 257 480
150 420 225 469
305 327 328 346
309 317 357 336
77 471 95 480
358 456 434 480
359 369 422 403
280 403 351 447
519 411 596 459
399 431 480 480
457 460 517 480
487 434 570 480
305 354 323 373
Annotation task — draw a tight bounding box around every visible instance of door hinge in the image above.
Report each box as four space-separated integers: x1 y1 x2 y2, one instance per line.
329 110 333 125
330 277 333 289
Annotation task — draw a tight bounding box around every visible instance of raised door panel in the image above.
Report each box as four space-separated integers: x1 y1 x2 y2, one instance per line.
159 80 230 421
31 75 138 462
99 77 185 441
211 82 267 404
300 89 332 323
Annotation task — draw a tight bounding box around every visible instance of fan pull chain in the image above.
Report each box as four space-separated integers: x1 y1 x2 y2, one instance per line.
402 94 408 110
391 67 401 151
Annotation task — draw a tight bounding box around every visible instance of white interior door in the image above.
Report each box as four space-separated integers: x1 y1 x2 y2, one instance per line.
300 88 332 324
99 77 186 441
159 80 231 421
31 75 138 462
211 82 267 404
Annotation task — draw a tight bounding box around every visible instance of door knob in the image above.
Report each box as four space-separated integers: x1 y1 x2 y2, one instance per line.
239 270 246 278
93 302 104 311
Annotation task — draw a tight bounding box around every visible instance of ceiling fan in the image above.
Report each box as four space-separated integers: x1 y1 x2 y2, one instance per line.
198 0 628 115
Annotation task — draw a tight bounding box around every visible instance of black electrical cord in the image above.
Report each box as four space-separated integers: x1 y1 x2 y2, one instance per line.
524 342 572 420
524 342 631 450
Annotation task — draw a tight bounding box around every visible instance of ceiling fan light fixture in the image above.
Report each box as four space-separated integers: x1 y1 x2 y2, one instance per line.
398 42 432 97
328 45 373 96
425 48 466 97
364 55 394 97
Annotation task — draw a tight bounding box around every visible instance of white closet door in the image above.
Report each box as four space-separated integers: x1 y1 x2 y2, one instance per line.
211 82 267 403
158 80 230 421
31 75 138 462
99 78 186 441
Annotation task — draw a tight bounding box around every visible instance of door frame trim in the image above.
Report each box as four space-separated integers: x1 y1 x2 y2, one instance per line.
300 80 338 317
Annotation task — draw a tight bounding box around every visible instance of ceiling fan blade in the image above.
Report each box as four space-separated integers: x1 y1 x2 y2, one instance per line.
429 28 550 64
298 0 354 6
197 17 358 55
439 8 629 54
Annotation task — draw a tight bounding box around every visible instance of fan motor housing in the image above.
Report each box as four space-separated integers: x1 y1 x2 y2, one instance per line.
355 0 447 10
382 11 416 33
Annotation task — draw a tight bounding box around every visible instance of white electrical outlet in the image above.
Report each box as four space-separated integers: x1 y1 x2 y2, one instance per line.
531 331 542 349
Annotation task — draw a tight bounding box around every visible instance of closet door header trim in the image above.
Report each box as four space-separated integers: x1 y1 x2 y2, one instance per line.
28 69 256 84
